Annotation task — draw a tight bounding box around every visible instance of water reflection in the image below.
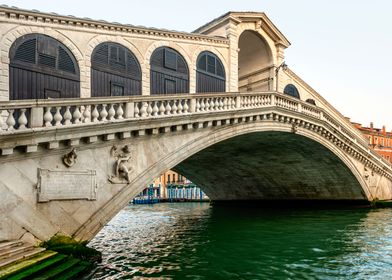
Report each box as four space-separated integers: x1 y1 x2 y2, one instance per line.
88 203 392 279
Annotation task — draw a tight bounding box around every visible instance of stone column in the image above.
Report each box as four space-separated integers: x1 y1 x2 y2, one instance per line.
226 22 239 92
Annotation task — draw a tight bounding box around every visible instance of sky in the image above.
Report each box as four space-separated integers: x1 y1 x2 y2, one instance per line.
1 0 391 129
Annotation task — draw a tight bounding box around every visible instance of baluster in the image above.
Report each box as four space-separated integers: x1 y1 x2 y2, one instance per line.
64 106 72 125
177 100 183 114
17 109 28 129
134 103 140 118
159 102 165 116
195 99 201 112
165 101 172 115
140 102 148 117
210 98 216 111
219 98 224 110
83 105 91 123
108 104 115 120
0 109 3 131
171 100 178 114
152 101 159 116
73 106 82 124
54 107 63 126
231 98 236 109
146 102 153 117
91 105 99 122
183 100 189 113
201 99 206 111
100 104 108 121
223 97 228 110
116 104 124 119
205 99 211 112
43 107 53 127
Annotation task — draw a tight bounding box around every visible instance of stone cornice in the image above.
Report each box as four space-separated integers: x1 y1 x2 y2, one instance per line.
194 11 290 48
0 5 229 45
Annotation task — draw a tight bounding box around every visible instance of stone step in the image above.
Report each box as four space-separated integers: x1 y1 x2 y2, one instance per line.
0 244 35 260
4 253 66 280
0 250 58 279
0 241 24 252
0 247 46 269
34 257 81 279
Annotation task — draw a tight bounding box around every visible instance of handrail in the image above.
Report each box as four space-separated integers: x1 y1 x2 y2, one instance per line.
0 91 390 173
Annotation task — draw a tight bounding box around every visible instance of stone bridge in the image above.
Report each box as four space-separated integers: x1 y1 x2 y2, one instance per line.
0 7 392 243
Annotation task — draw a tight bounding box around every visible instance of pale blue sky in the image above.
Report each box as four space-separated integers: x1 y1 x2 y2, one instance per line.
1 0 391 128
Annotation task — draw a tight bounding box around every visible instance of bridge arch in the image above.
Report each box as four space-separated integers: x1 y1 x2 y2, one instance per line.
74 122 370 241
238 29 274 92
0 26 84 100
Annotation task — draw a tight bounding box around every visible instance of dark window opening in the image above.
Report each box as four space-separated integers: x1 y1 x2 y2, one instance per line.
283 84 300 99
150 47 189 95
91 42 142 97
165 79 176 94
164 49 177 71
196 51 225 93
306 98 316 105
111 82 125 96
9 33 80 100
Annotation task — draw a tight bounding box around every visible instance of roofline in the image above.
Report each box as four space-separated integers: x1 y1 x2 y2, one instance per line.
0 5 229 45
193 11 290 48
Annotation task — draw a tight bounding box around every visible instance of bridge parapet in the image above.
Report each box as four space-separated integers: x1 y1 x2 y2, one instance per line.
0 91 391 178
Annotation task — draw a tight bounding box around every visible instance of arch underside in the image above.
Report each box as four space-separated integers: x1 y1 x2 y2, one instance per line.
174 132 366 201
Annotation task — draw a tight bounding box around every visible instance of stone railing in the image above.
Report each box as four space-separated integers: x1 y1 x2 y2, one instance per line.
0 92 385 165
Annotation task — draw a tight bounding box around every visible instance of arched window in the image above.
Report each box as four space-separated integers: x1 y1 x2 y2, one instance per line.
306 98 316 106
9 34 80 99
91 42 141 97
150 47 189 94
196 51 225 93
283 84 300 99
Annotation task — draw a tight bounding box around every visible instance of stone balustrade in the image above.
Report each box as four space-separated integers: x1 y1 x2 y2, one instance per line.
0 91 386 168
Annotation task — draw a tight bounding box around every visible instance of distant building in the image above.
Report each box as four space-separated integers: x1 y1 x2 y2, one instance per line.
352 121 392 163
133 170 209 203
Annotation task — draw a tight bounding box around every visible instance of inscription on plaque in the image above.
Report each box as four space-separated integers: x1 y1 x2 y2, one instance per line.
37 169 97 202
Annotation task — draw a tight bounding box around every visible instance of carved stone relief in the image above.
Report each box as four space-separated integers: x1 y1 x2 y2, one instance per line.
108 145 133 184
63 148 77 167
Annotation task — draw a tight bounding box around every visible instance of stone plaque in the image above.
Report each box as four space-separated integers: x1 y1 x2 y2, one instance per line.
37 169 97 202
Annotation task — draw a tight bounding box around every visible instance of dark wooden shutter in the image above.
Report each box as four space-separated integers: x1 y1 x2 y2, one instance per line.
9 33 80 100
91 42 141 97
150 47 189 95
196 51 225 93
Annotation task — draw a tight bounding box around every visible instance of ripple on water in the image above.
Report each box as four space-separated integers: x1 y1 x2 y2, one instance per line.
88 203 392 280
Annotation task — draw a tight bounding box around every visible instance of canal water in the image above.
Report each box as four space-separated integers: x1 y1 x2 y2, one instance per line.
88 203 392 279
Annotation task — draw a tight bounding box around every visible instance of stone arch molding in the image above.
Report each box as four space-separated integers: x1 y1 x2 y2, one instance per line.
144 41 194 93
236 23 277 66
0 26 84 100
191 45 230 91
74 122 370 240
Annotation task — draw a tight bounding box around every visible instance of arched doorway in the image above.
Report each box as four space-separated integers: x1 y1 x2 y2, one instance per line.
238 30 273 92
9 33 80 99
150 47 189 95
196 51 225 93
91 42 141 97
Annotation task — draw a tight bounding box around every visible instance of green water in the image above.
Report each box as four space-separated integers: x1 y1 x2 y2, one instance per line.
88 203 392 279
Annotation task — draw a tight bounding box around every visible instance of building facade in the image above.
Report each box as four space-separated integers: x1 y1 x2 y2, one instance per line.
134 170 209 203
352 121 392 163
